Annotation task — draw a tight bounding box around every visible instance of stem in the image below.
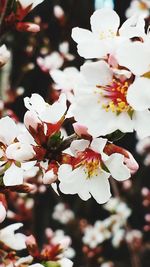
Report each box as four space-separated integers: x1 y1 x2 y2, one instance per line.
55 133 79 153
0 0 8 34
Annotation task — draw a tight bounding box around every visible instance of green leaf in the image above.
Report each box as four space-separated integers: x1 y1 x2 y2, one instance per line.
42 261 61 267
105 130 126 142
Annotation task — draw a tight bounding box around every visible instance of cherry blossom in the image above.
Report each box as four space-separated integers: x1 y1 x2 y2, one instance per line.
50 67 80 102
71 60 150 138
0 202 7 223
58 138 131 204
0 223 26 250
24 93 67 124
72 8 146 59
0 117 35 186
0 45 10 68
126 0 150 18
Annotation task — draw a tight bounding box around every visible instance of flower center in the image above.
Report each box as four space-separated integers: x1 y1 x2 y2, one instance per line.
99 29 116 40
73 149 102 178
139 2 148 10
96 79 132 114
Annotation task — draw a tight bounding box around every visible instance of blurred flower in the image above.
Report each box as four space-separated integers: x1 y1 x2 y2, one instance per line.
52 203 75 224
126 0 150 18
37 52 64 72
0 202 7 223
53 5 65 19
0 45 10 68
50 67 80 103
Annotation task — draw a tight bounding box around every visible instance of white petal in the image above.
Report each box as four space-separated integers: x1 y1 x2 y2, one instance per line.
0 202 6 223
119 15 146 39
72 27 93 43
29 265 44 267
3 163 24 186
70 139 90 156
90 138 107 154
58 258 73 267
6 142 35 162
0 117 18 145
24 94 45 114
90 8 120 36
40 93 67 123
115 41 150 76
0 223 26 250
89 171 111 204
127 77 150 111
77 39 108 59
105 153 131 181
133 110 150 139
58 165 87 194
81 61 113 86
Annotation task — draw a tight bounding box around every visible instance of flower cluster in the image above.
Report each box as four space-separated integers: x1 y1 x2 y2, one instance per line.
0 3 149 267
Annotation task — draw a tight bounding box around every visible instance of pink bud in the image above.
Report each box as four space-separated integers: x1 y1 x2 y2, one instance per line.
122 180 132 190
25 235 36 246
73 123 89 136
16 22 40 33
24 110 41 130
124 151 139 175
0 202 6 223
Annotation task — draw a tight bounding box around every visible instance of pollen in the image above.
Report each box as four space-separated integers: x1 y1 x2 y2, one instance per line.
73 149 102 179
97 78 132 114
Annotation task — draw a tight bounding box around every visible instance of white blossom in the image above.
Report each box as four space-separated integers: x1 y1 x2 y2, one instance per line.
58 138 131 204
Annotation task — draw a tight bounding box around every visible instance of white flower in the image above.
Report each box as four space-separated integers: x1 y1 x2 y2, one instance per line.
29 259 73 267
52 203 75 224
71 60 150 138
0 202 7 223
58 138 131 204
0 117 36 186
3 163 24 186
59 42 74 61
6 142 35 162
37 52 64 72
53 5 65 19
58 258 73 267
0 116 18 146
0 223 26 250
72 8 145 59
50 67 80 102
18 0 45 10
15 256 33 267
104 198 131 220
111 228 125 247
24 93 67 124
126 0 150 18
0 45 10 67
82 219 111 248
126 229 143 243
